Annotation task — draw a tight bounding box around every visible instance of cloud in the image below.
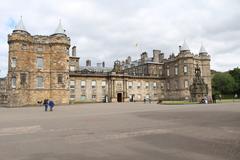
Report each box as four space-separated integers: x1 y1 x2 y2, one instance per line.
0 0 240 77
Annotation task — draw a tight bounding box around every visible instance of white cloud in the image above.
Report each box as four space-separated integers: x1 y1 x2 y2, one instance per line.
0 0 240 77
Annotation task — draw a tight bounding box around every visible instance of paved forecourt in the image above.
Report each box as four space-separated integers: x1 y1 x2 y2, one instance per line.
0 103 239 160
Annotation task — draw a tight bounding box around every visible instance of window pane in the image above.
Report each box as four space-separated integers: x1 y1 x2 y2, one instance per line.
11 58 16 68
37 57 43 69
12 77 16 88
92 81 96 86
81 81 86 86
37 77 43 88
20 73 27 85
58 74 63 84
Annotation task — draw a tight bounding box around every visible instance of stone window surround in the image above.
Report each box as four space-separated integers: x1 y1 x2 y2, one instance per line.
92 80 96 88
36 57 44 69
145 82 149 89
184 80 189 89
12 77 16 88
128 81 133 89
57 74 63 84
20 73 27 85
81 80 86 88
11 57 17 68
36 76 44 89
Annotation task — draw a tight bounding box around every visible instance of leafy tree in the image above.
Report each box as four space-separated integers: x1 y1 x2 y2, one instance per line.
229 67 240 95
212 72 236 95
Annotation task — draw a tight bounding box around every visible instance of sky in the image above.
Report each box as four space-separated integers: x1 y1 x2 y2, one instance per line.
0 0 240 77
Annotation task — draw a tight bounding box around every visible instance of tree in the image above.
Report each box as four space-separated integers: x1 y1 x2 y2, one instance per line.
229 67 240 95
212 72 236 95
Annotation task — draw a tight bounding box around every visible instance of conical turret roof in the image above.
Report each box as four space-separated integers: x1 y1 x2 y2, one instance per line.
181 40 190 51
54 20 66 35
14 16 27 32
199 44 208 53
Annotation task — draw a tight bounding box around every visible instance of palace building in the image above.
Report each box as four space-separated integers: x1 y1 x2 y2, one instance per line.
0 18 212 107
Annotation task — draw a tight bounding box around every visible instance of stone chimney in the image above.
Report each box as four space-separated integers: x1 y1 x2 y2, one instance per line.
153 50 160 63
127 56 131 64
141 52 148 64
86 60 91 66
159 53 164 63
72 46 76 57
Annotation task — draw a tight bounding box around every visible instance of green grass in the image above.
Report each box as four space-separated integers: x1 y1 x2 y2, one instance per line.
161 99 240 105
161 101 198 105
216 99 240 103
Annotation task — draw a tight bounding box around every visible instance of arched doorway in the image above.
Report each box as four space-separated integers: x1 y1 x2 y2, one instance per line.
117 93 123 102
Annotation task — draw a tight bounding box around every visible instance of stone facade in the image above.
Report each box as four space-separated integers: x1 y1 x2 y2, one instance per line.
1 18 212 107
6 27 70 107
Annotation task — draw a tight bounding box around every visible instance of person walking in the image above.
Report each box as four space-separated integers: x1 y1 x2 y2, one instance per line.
48 99 55 111
43 99 48 112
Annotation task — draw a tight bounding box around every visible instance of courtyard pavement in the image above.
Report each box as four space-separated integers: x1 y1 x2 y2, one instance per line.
0 103 240 160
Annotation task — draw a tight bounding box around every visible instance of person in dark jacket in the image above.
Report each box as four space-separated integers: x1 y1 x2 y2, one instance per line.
43 99 48 111
48 100 55 111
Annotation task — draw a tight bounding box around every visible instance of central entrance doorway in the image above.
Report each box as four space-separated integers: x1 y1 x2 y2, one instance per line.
117 93 123 102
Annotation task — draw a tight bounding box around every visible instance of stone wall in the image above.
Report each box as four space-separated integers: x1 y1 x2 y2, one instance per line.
7 31 70 107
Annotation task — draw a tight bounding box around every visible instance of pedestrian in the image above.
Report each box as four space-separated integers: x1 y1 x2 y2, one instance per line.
43 99 48 112
204 95 208 104
48 99 55 111
219 94 222 101
212 94 216 103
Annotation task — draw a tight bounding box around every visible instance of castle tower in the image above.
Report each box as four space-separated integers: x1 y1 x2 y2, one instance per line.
7 18 70 107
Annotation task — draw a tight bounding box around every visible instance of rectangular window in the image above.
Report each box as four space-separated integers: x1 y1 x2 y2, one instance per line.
184 80 189 89
184 65 188 73
12 77 16 88
167 69 170 76
92 80 96 89
36 57 43 69
70 66 75 71
153 82 157 89
11 58 16 68
128 82 133 89
57 74 63 84
80 95 86 100
102 81 106 88
175 66 178 75
70 80 75 89
36 76 44 88
20 73 27 85
70 95 75 100
145 82 149 89
81 80 86 89
137 82 141 89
